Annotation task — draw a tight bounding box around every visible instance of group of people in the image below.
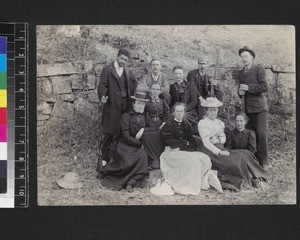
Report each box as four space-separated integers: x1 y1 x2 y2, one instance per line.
96 46 269 195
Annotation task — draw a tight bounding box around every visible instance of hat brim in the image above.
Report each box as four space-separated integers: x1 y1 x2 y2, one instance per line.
238 48 255 58
131 96 149 102
56 179 83 189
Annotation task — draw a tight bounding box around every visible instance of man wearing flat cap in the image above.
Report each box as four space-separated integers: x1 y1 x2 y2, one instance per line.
187 56 223 119
238 46 268 168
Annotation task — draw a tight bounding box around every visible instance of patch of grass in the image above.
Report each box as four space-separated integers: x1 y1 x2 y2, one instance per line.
37 112 296 205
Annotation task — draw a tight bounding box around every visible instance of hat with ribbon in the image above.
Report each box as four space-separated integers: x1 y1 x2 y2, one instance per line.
238 46 256 59
201 97 223 107
131 92 149 102
56 172 83 189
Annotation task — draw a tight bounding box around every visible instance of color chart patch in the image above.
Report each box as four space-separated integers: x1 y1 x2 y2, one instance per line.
0 36 7 194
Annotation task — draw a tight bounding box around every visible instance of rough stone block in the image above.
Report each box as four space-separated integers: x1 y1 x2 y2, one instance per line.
37 102 53 115
86 90 100 103
71 74 83 89
37 114 50 121
41 78 53 96
60 93 75 102
50 99 74 117
37 61 93 77
52 76 72 94
85 75 96 89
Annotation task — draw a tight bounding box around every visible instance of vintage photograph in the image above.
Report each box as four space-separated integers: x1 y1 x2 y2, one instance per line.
37 25 295 205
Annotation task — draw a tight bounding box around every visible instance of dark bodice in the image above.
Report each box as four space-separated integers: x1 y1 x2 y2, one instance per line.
161 119 196 151
225 128 257 154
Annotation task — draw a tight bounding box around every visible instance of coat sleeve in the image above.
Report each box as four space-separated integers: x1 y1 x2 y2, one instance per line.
161 123 188 149
248 66 268 94
247 130 257 154
198 120 221 155
185 81 198 111
97 66 109 101
187 71 200 96
120 114 143 148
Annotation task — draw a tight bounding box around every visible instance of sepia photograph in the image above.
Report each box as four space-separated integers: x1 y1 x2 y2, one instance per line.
36 25 296 205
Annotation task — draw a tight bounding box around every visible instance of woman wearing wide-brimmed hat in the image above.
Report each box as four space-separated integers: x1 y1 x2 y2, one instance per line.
100 92 154 191
197 97 256 191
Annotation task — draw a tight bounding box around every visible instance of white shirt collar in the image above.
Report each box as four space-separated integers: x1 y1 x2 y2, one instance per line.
114 61 124 77
174 118 182 123
152 73 159 81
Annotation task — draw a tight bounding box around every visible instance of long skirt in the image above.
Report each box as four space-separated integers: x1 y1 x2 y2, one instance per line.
160 147 212 195
101 139 149 190
235 149 268 180
197 142 253 191
142 130 165 169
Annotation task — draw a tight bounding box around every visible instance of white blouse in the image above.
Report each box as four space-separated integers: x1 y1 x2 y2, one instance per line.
198 117 226 155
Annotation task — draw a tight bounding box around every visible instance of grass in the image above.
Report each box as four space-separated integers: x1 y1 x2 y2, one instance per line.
37 113 296 206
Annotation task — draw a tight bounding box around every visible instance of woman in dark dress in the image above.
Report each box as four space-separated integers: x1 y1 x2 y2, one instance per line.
101 92 152 191
225 112 268 185
169 65 198 129
158 102 215 195
143 83 170 169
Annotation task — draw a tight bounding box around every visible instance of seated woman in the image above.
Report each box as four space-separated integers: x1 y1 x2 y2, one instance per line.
100 92 152 192
197 97 254 191
156 102 220 196
143 83 170 169
169 65 198 131
224 112 268 185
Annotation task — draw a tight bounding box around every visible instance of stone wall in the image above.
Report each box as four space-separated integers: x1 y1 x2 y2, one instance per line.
37 61 295 128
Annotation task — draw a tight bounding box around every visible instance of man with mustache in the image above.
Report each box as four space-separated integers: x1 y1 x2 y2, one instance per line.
136 59 171 105
238 46 268 168
187 56 223 119
97 48 137 175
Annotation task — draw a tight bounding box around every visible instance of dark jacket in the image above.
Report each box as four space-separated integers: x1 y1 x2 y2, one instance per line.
119 110 154 148
161 119 196 151
169 80 198 112
225 128 256 154
187 69 220 98
97 62 137 135
238 64 268 113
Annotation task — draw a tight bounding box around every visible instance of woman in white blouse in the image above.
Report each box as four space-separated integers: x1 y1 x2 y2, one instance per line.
197 97 253 191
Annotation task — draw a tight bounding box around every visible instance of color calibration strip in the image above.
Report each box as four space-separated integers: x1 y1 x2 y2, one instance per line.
0 37 7 197
0 23 28 208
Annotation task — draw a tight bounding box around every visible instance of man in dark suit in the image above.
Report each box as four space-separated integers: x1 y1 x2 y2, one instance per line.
238 46 268 168
187 56 223 119
136 59 171 105
97 48 137 174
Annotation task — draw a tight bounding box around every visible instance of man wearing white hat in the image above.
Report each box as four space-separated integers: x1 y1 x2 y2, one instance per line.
187 56 223 119
238 46 268 168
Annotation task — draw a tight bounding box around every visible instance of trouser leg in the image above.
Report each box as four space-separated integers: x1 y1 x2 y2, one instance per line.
97 134 114 173
247 111 268 166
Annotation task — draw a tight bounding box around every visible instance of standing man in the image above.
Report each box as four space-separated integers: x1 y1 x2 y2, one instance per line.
187 56 223 119
238 46 268 168
97 48 137 174
136 59 171 105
